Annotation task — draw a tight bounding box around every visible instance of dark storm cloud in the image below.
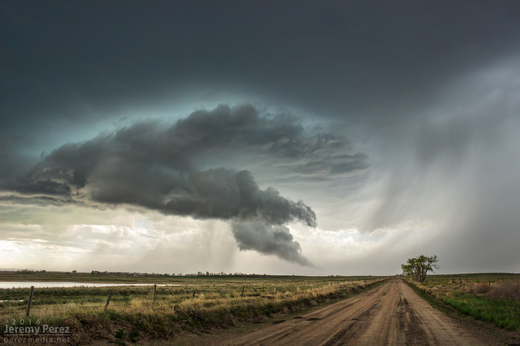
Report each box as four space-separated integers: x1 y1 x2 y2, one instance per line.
1 104 370 264
1 106 328 219
0 193 76 208
231 222 313 266
3 1 520 154
2 104 365 194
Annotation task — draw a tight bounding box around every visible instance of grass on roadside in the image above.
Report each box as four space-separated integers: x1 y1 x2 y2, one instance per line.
404 277 520 333
443 292 520 331
0 278 386 345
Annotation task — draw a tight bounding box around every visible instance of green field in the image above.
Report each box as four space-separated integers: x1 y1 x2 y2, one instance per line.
404 273 520 332
0 271 387 344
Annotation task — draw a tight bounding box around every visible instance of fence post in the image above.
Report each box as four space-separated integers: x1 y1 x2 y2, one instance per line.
26 286 34 317
152 284 157 309
104 293 112 312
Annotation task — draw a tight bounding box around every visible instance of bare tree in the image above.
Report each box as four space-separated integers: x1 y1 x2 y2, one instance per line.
401 255 439 282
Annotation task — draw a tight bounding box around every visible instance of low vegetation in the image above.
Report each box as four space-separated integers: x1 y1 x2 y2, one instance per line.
404 273 520 332
0 272 387 344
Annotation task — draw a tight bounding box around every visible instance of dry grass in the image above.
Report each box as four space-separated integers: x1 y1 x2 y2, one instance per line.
466 282 492 295
0 277 386 344
490 281 520 302
407 276 520 302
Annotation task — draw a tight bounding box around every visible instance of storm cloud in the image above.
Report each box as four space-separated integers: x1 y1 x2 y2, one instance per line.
1 104 370 264
2 2 519 274
231 222 313 267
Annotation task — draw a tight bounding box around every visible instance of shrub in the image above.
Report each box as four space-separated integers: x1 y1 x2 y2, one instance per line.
490 281 520 301
466 282 491 295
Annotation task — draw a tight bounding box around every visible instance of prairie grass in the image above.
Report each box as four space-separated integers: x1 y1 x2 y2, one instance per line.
0 274 386 344
466 282 491 295
490 281 520 302
404 273 520 332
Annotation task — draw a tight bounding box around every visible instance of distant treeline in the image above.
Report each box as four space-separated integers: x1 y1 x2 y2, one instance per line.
15 269 47 273
90 271 296 278
11 269 362 278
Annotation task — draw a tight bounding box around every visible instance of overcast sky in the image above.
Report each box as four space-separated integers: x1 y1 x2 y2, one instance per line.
1 1 519 275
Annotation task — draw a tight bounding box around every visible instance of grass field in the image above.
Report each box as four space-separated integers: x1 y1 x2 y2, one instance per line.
0 271 387 344
404 273 520 332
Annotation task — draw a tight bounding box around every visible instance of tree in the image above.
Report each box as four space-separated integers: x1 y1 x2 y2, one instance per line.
401 255 439 282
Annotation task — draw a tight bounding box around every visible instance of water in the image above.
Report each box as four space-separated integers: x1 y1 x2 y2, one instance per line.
0 282 175 289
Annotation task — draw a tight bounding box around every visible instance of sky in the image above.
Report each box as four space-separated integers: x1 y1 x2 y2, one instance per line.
1 1 519 275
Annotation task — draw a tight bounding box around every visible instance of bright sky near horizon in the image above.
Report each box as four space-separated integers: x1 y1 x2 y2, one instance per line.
1 1 520 275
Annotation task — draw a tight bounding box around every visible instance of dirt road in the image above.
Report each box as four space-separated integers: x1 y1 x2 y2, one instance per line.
184 278 498 345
